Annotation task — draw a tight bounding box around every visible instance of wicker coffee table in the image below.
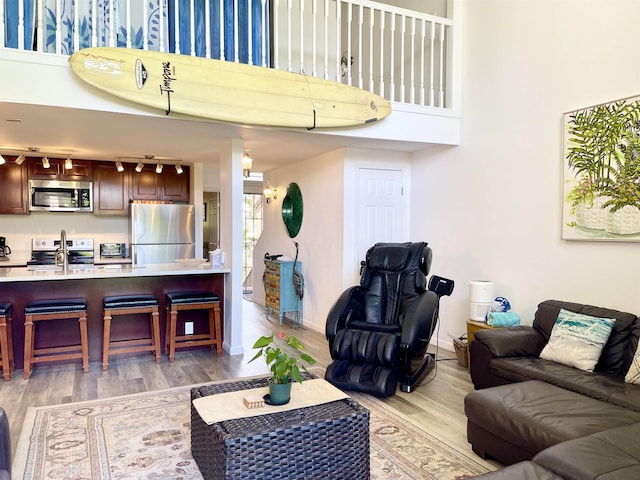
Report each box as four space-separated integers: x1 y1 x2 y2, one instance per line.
190 377 370 480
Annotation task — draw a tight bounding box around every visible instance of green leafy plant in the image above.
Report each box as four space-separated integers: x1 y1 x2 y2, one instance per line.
600 131 640 212
249 331 316 384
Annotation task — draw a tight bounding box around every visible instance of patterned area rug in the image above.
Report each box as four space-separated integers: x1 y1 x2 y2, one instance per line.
14 383 491 479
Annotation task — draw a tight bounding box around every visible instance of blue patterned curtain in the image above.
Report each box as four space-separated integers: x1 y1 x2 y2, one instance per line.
168 0 269 66
4 0 35 49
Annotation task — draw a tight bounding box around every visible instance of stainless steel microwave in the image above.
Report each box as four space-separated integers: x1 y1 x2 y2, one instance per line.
29 179 93 212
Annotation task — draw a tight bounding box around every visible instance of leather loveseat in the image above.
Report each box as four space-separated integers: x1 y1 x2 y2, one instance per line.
465 300 640 480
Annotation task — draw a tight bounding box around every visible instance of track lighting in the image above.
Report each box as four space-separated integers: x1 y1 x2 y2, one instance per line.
115 160 124 172
156 163 163 174
242 150 253 178
64 156 73 170
135 161 144 173
175 163 183 174
42 155 50 169
0 154 5 166
15 153 25 165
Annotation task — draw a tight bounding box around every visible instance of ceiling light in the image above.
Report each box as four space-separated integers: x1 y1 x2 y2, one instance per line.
115 160 124 172
0 154 5 166
15 153 25 165
156 162 163 174
42 155 50 168
175 163 183 174
135 161 144 173
64 156 73 170
242 150 253 178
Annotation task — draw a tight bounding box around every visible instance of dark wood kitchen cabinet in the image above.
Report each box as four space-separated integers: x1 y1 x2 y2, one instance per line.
131 165 190 203
93 162 131 216
0 156 29 214
28 157 93 181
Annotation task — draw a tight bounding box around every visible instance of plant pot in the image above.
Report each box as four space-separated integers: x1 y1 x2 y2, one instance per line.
268 380 292 405
606 206 640 235
575 196 609 231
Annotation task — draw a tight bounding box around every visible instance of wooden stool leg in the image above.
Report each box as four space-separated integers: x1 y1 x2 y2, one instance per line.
164 305 171 355
6 314 14 373
0 316 10 381
213 303 222 357
151 308 161 364
23 315 34 380
79 312 89 373
168 308 178 363
102 311 112 371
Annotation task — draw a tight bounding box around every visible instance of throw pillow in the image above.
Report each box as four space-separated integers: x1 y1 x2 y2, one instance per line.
539 308 615 372
625 342 640 385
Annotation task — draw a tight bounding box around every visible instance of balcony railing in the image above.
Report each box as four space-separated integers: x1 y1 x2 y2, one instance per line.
1 0 454 109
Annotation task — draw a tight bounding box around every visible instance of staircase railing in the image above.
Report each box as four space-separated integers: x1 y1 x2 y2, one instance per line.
1 0 454 108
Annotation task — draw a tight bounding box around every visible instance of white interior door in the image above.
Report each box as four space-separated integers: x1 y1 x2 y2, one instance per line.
356 168 405 265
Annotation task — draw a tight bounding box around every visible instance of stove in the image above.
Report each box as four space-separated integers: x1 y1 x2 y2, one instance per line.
28 238 95 266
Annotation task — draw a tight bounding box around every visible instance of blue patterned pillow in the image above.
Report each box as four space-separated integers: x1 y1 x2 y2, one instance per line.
539 308 615 372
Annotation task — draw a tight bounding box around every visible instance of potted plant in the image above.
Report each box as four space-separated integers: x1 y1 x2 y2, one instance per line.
249 331 316 404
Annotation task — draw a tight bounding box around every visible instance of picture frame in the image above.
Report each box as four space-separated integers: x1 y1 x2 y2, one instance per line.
561 95 640 241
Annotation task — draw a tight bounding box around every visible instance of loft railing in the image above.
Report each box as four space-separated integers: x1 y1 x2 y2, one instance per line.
1 0 454 109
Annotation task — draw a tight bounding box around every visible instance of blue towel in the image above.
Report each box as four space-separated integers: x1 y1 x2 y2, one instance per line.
487 312 521 327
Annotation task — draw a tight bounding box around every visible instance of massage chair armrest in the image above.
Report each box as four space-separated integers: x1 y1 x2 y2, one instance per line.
469 326 546 389
399 290 439 354
325 286 364 349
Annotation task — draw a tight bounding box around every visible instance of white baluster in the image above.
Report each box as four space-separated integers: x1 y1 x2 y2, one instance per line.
125 0 132 48
399 14 405 103
174 0 180 53
409 17 415 104
56 0 62 52
323 0 328 79
334 0 340 82
17 0 24 50
219 0 225 60
0 0 5 48
357 4 363 89
378 10 384 96
143 1 149 50
287 0 292 72
368 7 374 93
36 0 44 51
261 0 267 66
346 2 352 85
311 0 317 77
299 0 304 73
438 22 445 107
248 0 253 65
205 0 211 58
273 0 279 69
159 0 165 52
420 19 426 106
190 0 196 55
234 0 239 62
389 12 395 101
429 20 435 107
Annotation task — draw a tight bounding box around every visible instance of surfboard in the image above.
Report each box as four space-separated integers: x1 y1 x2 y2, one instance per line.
68 47 391 129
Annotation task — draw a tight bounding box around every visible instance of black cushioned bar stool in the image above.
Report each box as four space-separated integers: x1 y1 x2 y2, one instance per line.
0 303 14 381
23 299 89 379
165 292 222 362
102 295 161 370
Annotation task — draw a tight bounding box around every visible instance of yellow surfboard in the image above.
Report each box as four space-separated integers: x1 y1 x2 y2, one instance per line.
68 47 391 129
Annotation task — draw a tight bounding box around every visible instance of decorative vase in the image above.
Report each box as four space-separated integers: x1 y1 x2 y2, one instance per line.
574 196 609 231
268 380 292 405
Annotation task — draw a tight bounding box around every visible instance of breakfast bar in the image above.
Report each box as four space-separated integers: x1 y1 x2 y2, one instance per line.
0 264 230 371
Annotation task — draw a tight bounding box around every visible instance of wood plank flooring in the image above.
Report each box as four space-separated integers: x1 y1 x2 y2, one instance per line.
0 300 499 472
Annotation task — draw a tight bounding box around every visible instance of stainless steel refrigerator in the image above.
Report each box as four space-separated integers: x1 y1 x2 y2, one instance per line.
129 203 195 265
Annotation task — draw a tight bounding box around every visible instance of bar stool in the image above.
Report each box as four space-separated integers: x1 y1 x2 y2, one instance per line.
102 295 161 370
23 299 89 380
0 303 14 381
165 291 222 362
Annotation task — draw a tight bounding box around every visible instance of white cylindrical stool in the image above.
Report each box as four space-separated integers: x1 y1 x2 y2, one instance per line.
469 280 494 321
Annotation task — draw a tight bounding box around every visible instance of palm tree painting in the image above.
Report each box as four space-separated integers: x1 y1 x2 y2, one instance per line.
562 95 640 241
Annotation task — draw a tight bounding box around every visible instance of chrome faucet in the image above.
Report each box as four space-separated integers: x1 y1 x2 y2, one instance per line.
56 229 69 272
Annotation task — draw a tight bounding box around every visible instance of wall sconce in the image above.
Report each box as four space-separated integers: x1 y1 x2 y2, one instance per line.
64 155 73 170
135 161 144 172
42 155 50 169
115 159 125 172
242 150 253 178
264 185 277 204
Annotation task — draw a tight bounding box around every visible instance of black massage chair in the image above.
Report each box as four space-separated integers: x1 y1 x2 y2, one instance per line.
325 242 454 397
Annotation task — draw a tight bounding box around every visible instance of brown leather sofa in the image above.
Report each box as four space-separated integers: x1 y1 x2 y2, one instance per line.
464 300 640 480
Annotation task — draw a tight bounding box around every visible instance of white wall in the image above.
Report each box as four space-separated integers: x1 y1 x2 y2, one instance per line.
413 0 640 348
253 149 345 333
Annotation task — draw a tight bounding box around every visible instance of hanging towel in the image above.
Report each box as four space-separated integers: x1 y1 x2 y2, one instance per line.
487 311 521 327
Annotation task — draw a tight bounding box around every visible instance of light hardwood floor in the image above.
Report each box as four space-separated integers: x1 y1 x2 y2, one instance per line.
0 300 498 471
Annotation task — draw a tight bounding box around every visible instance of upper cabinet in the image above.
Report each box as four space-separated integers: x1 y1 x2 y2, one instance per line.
131 165 190 203
28 158 93 181
0 156 29 215
93 162 131 216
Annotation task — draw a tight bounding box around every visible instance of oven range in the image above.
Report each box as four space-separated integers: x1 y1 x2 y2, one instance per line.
27 238 95 266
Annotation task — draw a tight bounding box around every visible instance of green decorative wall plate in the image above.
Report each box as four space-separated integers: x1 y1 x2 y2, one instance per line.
282 183 303 238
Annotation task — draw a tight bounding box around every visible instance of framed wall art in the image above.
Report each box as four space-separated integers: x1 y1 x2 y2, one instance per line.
562 95 640 241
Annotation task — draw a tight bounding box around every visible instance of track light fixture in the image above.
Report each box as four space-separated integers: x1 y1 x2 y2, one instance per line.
156 162 163 174
0 154 5 166
42 155 50 169
175 163 183 174
64 155 73 170
135 161 144 173
115 159 124 172
15 153 25 165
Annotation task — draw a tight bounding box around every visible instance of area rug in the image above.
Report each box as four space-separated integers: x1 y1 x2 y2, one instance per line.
14 383 491 479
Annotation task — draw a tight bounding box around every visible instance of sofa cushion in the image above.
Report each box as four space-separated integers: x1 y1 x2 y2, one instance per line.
534 300 637 375
469 461 564 479
625 341 640 385
534 423 640 480
539 308 615 372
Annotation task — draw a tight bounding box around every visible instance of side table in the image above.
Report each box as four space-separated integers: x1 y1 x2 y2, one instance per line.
467 319 494 345
191 377 370 480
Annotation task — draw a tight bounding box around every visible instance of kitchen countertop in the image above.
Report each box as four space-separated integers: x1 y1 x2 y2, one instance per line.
0 263 230 282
